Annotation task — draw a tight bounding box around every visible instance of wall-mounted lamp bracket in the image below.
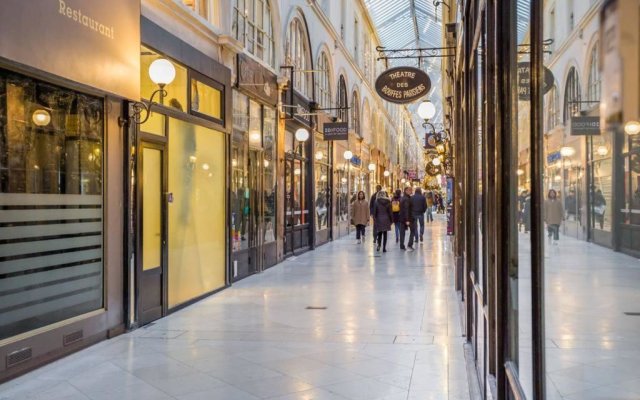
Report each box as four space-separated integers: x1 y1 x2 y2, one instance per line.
118 85 167 127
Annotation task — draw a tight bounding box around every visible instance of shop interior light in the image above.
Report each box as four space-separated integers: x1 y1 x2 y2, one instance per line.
32 109 51 126
401 178 406 183
148 58 176 87
231 159 238 167
341 177 347 183
202 163 210 171
596 145 609 156
383 170 391 177
560 146 575 157
315 151 324 160
417 100 436 120
320 174 327 181
294 168 301 175
263 159 270 168
368 163 376 172
343 150 353 160
554 175 562 182
516 169 524 176
295 128 310 142
249 129 261 144
432 157 441 166
436 144 445 153
625 120 640 136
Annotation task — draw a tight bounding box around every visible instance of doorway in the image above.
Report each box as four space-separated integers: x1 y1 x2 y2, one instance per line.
137 140 167 325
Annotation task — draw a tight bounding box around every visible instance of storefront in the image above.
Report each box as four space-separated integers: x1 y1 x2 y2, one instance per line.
314 114 333 246
333 139 351 239
129 18 230 325
230 54 278 280
0 0 138 381
283 91 313 256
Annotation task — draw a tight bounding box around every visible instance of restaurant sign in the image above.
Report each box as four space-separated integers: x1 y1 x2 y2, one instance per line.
323 122 348 141
375 66 431 104
517 62 554 101
570 116 600 136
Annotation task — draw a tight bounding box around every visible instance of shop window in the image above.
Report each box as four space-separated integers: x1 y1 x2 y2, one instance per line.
231 91 249 252
586 41 601 103
167 118 226 307
141 46 188 112
191 76 223 123
233 0 275 67
544 85 559 133
263 107 276 242
315 135 331 232
0 68 104 340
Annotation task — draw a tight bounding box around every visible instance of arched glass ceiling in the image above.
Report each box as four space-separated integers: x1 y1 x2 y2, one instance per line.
364 0 444 136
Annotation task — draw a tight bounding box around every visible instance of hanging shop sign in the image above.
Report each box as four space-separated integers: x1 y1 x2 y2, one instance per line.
517 62 554 101
547 151 561 164
350 155 362 167
0 0 140 99
323 122 349 141
375 66 431 104
237 54 278 105
569 116 601 136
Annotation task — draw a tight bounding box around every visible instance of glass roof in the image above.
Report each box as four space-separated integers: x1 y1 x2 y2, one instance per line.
364 0 445 139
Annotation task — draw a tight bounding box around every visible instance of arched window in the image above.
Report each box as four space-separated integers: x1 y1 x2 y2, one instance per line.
545 85 559 132
316 52 332 109
351 91 360 137
233 0 275 67
286 17 312 98
563 67 581 124
337 76 348 122
587 41 601 103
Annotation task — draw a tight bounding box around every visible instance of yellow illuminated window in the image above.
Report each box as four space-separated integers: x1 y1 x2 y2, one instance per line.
190 78 223 121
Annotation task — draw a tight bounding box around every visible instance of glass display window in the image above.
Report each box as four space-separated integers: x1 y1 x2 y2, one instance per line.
0 68 104 339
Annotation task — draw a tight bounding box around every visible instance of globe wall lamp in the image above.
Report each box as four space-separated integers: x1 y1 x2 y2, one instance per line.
596 145 609 156
383 170 390 177
368 163 376 172
432 157 441 166
295 128 310 142
315 151 324 160
343 150 353 160
119 58 176 126
625 120 640 136
32 109 51 127
560 146 575 157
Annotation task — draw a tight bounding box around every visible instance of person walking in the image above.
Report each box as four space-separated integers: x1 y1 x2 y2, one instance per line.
592 188 606 230
425 191 434 223
399 186 416 251
391 189 402 243
411 188 428 243
350 191 369 244
372 191 393 252
369 184 383 247
544 189 563 245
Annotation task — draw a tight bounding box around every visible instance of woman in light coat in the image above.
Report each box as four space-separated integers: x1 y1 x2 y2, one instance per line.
350 191 370 244
544 189 563 245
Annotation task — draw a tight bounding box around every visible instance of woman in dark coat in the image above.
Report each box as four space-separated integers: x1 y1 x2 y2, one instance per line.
373 191 393 252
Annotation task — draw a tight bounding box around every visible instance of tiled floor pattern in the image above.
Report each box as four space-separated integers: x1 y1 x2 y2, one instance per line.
517 232 640 400
0 217 470 400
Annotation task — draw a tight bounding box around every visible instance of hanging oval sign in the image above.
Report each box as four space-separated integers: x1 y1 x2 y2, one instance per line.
375 66 432 104
517 62 555 101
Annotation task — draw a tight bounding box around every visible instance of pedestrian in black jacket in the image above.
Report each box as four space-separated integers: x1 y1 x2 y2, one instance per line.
411 188 427 243
369 184 382 247
399 186 416 250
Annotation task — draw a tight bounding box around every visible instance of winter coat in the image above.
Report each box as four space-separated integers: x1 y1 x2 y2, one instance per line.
399 194 414 223
369 191 379 215
544 199 564 225
350 199 370 226
373 197 393 232
411 193 427 216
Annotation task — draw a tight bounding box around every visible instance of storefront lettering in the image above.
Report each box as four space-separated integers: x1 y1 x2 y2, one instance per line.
59 0 115 39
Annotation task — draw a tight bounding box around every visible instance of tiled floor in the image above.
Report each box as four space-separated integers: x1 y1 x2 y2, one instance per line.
0 217 471 400
517 231 640 400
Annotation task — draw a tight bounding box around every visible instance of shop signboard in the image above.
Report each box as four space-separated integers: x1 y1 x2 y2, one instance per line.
407 170 418 180
350 155 362 167
517 62 554 101
375 66 431 104
323 122 349 141
569 116 601 136
547 151 561 164
237 54 278 105
0 0 140 99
